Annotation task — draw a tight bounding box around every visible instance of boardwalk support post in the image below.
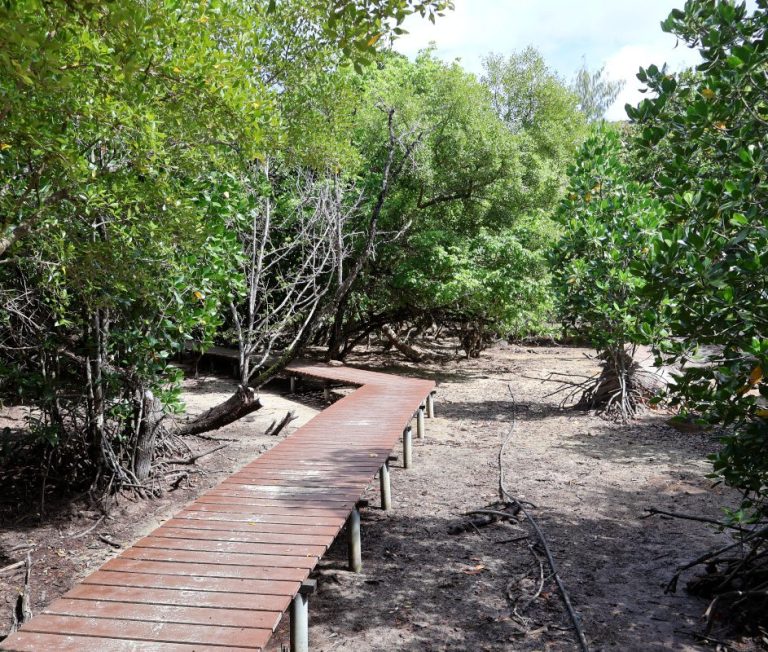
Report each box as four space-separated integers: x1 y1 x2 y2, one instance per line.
290 579 316 652
348 506 362 572
403 426 413 469
289 375 297 394
380 461 392 511
416 404 425 439
427 391 436 418
324 383 331 403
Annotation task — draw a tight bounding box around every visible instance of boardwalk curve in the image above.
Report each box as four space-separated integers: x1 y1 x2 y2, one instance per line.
1 363 435 652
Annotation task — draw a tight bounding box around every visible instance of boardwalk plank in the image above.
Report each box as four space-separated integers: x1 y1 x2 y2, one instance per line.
66 584 290 611
45 598 281 629
21 615 270 649
82 570 297 596
0 632 256 652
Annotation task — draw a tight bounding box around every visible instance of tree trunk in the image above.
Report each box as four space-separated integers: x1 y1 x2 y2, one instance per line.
326 294 350 361
134 389 163 481
382 324 423 362
176 385 262 437
324 108 423 361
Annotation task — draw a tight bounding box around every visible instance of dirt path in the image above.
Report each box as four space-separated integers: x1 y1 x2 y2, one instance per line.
0 345 749 650
265 344 744 652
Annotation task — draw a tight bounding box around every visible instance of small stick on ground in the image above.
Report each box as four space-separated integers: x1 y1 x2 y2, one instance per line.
162 443 228 466
188 433 238 442
265 410 298 437
68 515 105 540
169 472 189 491
500 386 591 652
465 509 520 521
496 535 530 545
673 630 731 647
98 534 121 548
642 507 754 533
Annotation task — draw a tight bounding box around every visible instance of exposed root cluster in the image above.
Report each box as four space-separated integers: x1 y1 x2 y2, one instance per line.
544 346 665 420
647 510 768 640
677 527 768 638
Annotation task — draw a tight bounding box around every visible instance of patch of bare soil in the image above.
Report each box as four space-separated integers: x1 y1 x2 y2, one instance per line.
265 343 752 652
0 345 755 651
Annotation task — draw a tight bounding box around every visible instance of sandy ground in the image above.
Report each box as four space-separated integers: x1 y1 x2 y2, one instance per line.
262 344 748 652
0 344 754 651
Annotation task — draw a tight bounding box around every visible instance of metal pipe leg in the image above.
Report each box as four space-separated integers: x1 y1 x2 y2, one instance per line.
416 405 425 439
403 426 413 469
289 375 296 394
324 384 331 403
347 507 362 572
427 391 435 418
379 462 391 511
290 591 309 652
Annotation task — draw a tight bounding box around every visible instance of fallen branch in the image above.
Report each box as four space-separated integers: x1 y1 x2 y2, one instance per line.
176 385 262 437
265 410 298 437
665 524 768 594
0 560 25 575
448 512 495 535
163 443 228 466
7 545 34 554
642 507 753 533
500 387 590 652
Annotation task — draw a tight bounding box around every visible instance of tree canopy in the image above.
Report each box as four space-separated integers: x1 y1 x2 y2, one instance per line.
627 0 768 512
0 0 454 493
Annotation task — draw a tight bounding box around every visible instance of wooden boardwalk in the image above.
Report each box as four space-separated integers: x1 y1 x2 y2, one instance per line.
1 363 435 652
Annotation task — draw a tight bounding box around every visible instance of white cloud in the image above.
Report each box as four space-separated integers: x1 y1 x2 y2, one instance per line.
393 0 722 120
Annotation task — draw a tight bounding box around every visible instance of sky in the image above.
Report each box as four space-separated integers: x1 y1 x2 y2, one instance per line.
392 1 709 120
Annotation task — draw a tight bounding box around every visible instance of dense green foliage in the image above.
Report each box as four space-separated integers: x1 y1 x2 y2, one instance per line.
483 48 587 207
552 128 665 416
326 48 585 355
0 0 452 493
628 0 768 514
